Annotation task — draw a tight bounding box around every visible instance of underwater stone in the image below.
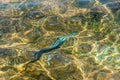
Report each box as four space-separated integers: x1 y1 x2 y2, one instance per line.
0 18 11 26
59 7 67 14
0 66 12 71
74 0 93 8
0 31 3 37
24 11 45 20
85 12 106 21
78 43 92 54
18 2 39 11
112 72 120 80
99 0 120 4
0 3 9 9
108 34 116 42
106 2 120 13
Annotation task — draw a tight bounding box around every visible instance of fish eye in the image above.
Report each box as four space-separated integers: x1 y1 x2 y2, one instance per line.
56 37 60 40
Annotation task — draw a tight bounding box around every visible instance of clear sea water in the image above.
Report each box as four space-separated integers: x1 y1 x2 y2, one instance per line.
0 0 120 80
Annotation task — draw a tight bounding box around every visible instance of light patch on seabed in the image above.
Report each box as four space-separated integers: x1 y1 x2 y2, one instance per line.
95 45 120 64
0 71 6 80
0 0 14 3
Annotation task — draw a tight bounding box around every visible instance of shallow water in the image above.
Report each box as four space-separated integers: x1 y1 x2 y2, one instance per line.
0 0 120 80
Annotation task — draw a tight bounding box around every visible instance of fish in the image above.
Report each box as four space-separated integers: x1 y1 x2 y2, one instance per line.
34 32 77 60
27 32 77 65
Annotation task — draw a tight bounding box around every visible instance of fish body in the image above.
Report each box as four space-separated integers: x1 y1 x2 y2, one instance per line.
33 32 77 61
